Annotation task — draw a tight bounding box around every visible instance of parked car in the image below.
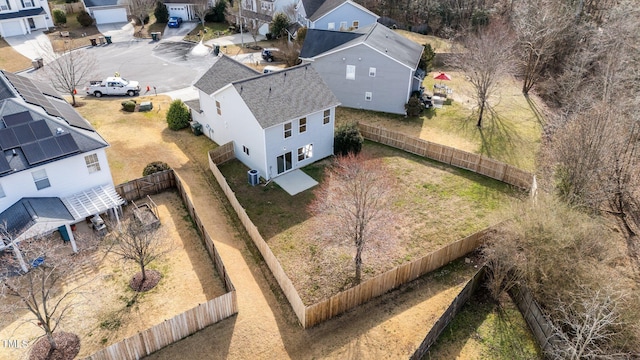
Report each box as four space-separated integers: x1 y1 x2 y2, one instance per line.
85 77 140 97
168 17 183 28
261 48 279 62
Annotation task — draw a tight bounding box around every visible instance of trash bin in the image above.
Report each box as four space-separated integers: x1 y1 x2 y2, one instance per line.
32 58 42 69
105 35 112 44
37 57 43 67
98 36 105 45
90 38 97 46
213 44 220 56
190 121 202 135
139 101 153 111
151 32 159 41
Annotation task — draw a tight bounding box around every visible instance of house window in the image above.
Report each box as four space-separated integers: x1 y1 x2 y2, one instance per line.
32 169 50 190
369 67 376 77
284 122 292 138
365 92 372 101
346 65 356 80
297 144 313 161
85 153 101 173
339 21 347 30
352 20 359 29
0 183 5 198
0 0 10 10
323 109 331 124
299 118 307 133
261 1 273 11
21 0 33 7
243 145 250 156
216 100 221 115
328 22 335 30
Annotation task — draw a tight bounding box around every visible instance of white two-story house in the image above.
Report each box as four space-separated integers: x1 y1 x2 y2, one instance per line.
191 55 340 180
0 70 123 266
0 0 53 37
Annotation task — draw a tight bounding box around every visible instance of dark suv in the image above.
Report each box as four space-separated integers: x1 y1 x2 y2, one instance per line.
261 48 278 62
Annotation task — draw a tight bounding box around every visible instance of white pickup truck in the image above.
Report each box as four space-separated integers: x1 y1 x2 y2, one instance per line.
86 77 141 97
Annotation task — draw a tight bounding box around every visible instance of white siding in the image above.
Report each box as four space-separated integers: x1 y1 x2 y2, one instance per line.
0 149 114 213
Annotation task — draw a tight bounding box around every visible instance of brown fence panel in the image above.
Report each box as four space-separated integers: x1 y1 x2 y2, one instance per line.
357 123 533 189
52 2 84 13
209 142 235 165
411 266 487 360
510 285 555 354
208 153 306 326
115 170 176 202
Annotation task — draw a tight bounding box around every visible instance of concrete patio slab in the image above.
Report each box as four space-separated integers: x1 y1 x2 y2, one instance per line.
273 169 318 196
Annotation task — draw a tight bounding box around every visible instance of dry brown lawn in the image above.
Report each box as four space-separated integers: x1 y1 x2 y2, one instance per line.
46 16 102 52
0 191 226 359
0 38 32 72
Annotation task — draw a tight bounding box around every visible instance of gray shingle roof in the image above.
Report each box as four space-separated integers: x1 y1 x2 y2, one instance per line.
232 64 340 129
0 72 108 177
299 29 362 58
300 23 423 70
308 0 346 21
83 0 118 7
301 0 327 19
0 197 74 238
193 55 260 95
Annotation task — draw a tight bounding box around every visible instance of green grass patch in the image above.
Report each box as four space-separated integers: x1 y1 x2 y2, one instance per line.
428 292 542 360
184 22 232 42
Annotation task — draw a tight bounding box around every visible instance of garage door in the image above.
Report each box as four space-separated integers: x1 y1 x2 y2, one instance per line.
1 20 24 37
167 6 188 20
93 8 128 24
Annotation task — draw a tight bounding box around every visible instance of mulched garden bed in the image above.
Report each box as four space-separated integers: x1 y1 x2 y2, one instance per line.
29 332 80 360
129 269 162 292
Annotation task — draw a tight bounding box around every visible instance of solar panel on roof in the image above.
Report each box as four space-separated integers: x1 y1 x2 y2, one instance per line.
53 101 93 131
56 133 79 154
22 142 46 164
38 137 63 159
3 111 32 127
0 128 19 150
13 123 36 144
29 120 52 139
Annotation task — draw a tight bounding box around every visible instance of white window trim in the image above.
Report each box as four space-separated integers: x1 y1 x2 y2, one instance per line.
284 122 292 138
216 100 221 116
243 145 250 156
352 20 359 29
297 144 313 161
299 117 307 133
323 109 331 125
85 153 101 174
328 22 335 30
346 65 356 80
32 169 50 191
365 92 372 101
369 67 376 77
339 21 347 30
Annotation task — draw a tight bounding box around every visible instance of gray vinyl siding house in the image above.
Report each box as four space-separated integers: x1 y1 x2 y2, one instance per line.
297 0 378 30
300 23 424 115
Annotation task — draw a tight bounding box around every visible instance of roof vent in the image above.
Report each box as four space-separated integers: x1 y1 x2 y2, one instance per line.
12 149 16 156
56 128 64 135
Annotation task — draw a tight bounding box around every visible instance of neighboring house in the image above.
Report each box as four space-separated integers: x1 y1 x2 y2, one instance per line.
295 0 378 31
0 70 123 266
192 55 340 180
299 23 424 115
0 0 53 37
82 0 128 24
240 0 295 35
163 0 216 21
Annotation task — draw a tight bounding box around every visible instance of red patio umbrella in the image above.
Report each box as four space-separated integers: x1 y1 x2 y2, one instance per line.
433 72 452 81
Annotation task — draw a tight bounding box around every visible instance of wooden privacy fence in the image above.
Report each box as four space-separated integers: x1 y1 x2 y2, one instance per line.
207 149 307 326
304 228 493 327
208 146 494 328
209 142 235 165
358 123 534 189
411 266 487 360
115 170 176 201
510 284 556 354
87 171 237 359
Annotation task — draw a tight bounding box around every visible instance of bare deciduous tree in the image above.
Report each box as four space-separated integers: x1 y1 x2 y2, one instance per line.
37 43 97 106
308 153 396 284
106 219 171 291
244 17 266 47
127 0 156 29
548 289 627 360
193 0 211 29
0 235 96 359
511 0 573 94
449 21 515 128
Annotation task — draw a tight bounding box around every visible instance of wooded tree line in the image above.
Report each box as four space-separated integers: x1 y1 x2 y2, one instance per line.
361 0 640 357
